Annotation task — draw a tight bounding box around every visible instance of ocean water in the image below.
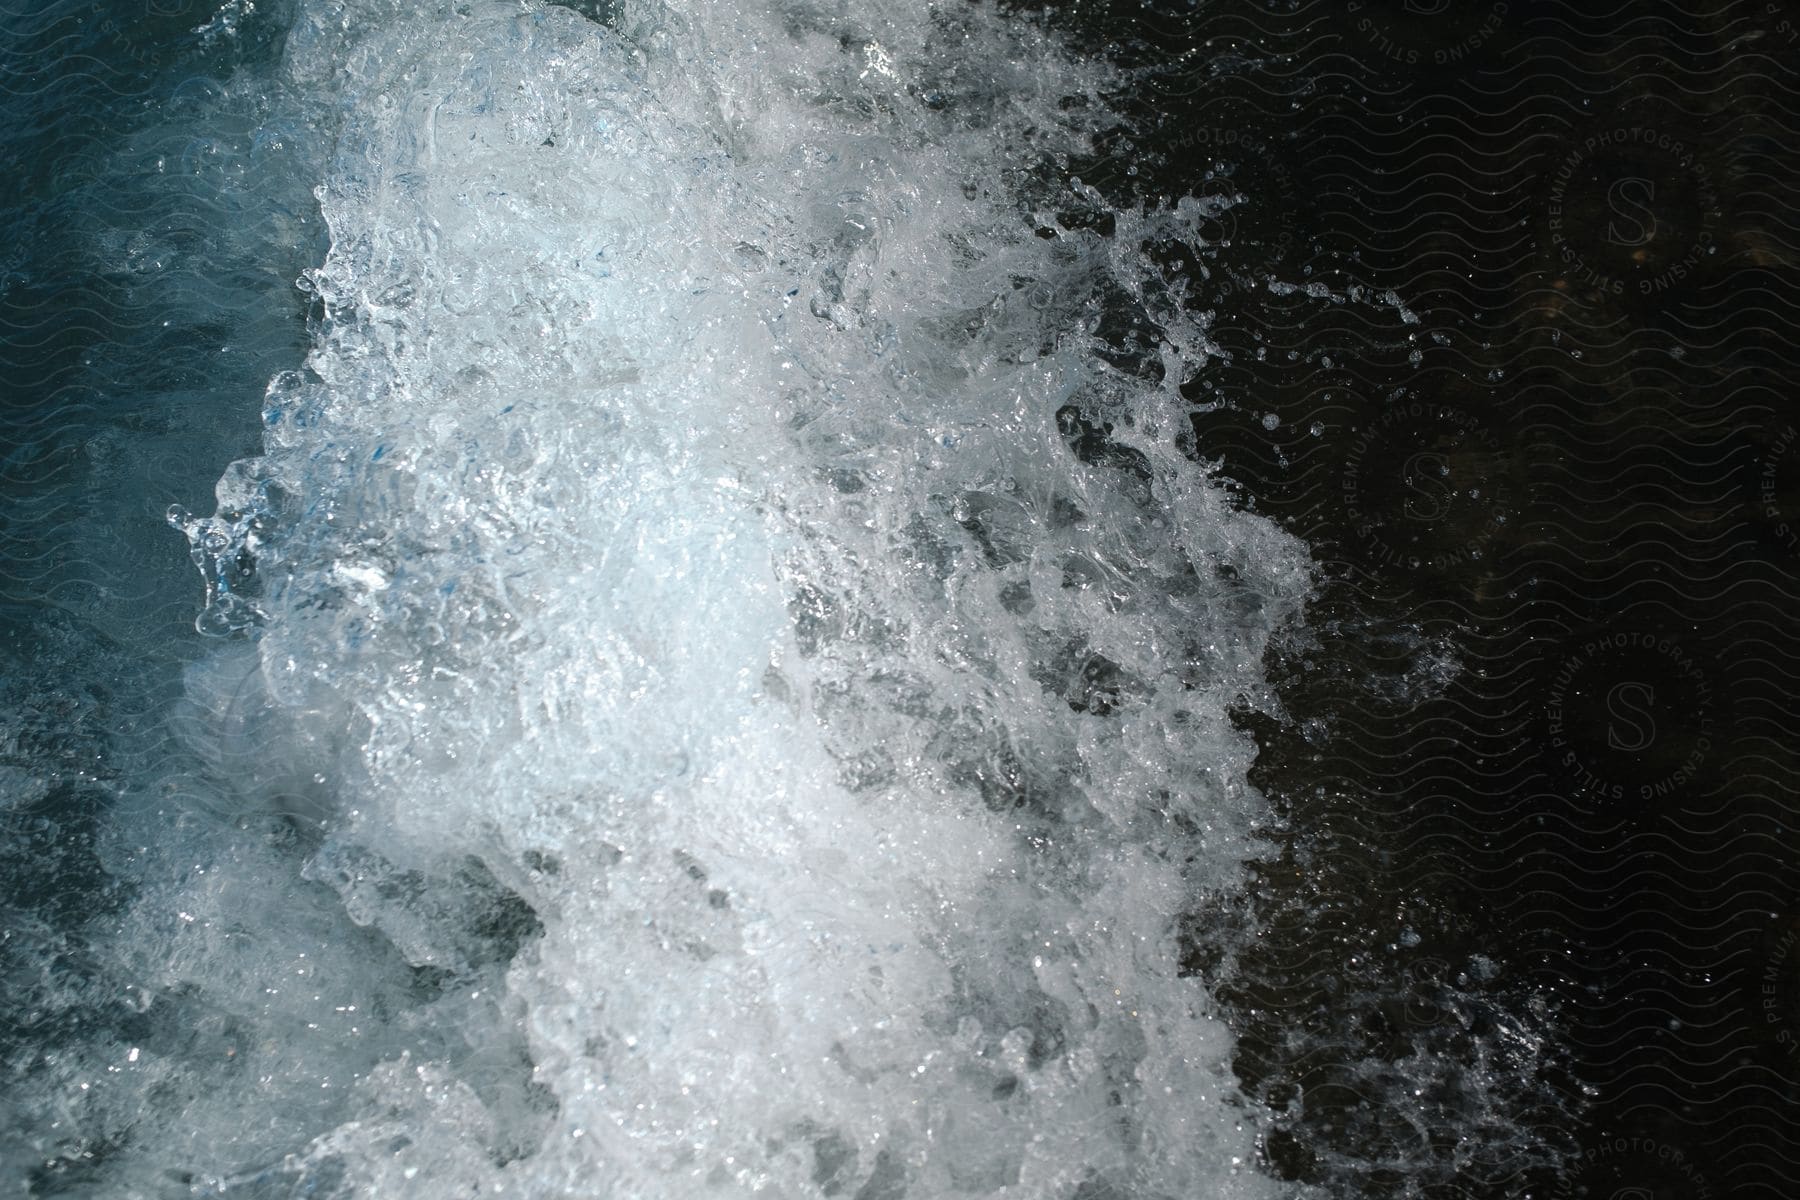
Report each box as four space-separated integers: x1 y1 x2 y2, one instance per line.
4 0 1329 1196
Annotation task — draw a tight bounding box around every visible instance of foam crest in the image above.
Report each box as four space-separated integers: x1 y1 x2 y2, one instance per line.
153 0 1314 1194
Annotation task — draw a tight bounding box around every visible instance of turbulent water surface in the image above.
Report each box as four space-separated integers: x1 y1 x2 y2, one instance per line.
4 1 1328 1195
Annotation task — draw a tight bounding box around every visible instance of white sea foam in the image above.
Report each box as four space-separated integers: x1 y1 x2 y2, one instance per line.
139 0 1311 1194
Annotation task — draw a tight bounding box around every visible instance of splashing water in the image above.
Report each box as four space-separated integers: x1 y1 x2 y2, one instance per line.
73 0 1313 1194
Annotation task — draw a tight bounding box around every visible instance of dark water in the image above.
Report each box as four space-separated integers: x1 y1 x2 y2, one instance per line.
1 0 320 1189
3 0 1798 1197
1041 2 1800 1197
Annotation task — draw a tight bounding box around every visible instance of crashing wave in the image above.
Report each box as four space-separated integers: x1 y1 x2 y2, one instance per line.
86 0 1312 1194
